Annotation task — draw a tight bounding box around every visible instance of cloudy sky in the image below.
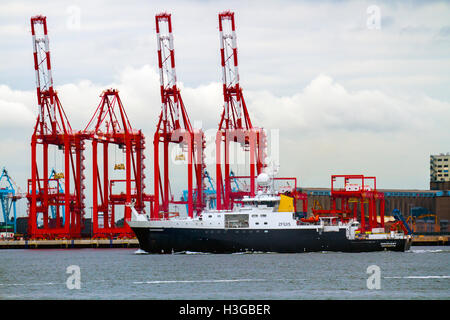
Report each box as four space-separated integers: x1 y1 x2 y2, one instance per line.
1 0 449 215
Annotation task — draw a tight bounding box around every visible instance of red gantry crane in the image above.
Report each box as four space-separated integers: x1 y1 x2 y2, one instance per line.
152 13 206 220
215 11 267 210
308 175 385 233
28 15 86 239
83 89 147 238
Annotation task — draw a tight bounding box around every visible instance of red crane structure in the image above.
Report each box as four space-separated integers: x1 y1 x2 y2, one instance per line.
311 175 385 232
83 89 147 238
27 15 86 239
152 13 205 220
215 11 267 210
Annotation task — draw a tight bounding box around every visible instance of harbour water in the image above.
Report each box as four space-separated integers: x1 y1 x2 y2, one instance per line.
0 246 449 300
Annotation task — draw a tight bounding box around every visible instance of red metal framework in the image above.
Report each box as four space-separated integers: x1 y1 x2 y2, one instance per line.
83 89 147 238
233 176 308 213
312 175 385 232
153 13 205 220
27 15 86 239
291 190 308 214
215 11 267 210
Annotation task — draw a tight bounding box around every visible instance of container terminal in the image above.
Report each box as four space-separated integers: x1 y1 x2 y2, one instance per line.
0 13 449 249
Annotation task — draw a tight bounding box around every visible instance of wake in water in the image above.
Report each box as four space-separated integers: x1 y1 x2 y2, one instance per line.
232 251 268 254
408 249 450 254
134 249 212 255
172 251 211 255
132 279 266 284
384 276 450 279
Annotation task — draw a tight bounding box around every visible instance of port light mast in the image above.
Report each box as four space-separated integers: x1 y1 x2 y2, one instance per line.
216 11 267 210
153 13 206 220
28 15 86 239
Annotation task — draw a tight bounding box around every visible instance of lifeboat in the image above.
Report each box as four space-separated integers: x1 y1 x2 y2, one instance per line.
301 214 319 223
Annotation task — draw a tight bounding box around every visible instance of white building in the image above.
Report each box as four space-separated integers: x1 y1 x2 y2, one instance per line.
430 153 450 182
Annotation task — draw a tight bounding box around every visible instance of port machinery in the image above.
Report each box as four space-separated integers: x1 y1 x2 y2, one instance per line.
22 12 306 240
215 11 267 211
27 15 86 239
152 13 206 220
182 170 217 212
82 89 148 238
26 15 151 239
391 209 412 235
214 11 306 211
307 175 386 233
47 168 65 225
405 212 439 233
0 168 22 234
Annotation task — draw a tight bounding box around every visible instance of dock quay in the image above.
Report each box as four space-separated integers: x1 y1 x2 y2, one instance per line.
412 234 449 246
0 238 139 249
0 235 447 249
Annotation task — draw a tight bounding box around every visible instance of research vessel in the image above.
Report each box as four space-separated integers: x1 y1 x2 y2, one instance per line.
127 174 412 254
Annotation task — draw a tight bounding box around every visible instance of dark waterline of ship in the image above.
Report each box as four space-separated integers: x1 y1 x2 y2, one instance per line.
0 246 449 300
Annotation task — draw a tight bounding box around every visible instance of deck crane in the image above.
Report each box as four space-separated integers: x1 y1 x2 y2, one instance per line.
28 15 86 239
152 13 206 220
215 11 267 210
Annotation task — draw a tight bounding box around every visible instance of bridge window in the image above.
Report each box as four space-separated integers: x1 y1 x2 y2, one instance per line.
258 201 277 207
225 214 249 228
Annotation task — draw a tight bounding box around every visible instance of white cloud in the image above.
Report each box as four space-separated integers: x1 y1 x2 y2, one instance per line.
0 65 449 208
0 85 35 128
3 0 450 96
248 74 450 135
0 0 449 218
